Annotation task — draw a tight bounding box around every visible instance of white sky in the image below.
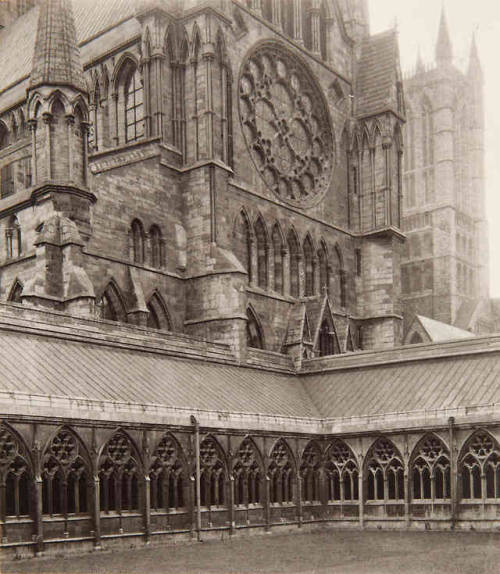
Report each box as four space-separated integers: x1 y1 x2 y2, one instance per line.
369 0 500 297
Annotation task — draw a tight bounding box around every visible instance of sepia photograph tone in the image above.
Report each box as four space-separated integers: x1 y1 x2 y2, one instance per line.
0 0 499 572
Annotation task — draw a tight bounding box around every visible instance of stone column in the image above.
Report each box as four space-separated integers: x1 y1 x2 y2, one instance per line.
143 475 151 543
92 474 101 547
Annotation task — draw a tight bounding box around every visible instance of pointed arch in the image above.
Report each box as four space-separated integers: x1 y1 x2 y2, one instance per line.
233 436 264 506
287 228 300 298
146 291 172 331
459 429 500 500
0 422 33 518
269 438 295 504
233 209 253 282
317 239 329 294
317 314 340 357
149 432 187 511
246 306 265 350
365 437 404 502
130 218 145 264
303 234 315 296
410 433 450 501
199 434 228 507
300 440 322 502
325 439 359 502
149 224 163 268
98 429 142 514
41 426 92 516
7 278 23 303
97 279 127 323
254 215 268 289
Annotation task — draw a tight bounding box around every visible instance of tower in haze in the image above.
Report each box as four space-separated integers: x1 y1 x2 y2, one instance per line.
401 7 492 335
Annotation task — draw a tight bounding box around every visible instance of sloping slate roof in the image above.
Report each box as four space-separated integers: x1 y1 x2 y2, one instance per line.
355 29 398 118
418 315 472 342
0 0 137 93
0 328 319 418
303 352 500 419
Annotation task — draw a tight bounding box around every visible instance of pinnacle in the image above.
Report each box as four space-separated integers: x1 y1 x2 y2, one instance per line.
435 5 453 65
30 0 86 93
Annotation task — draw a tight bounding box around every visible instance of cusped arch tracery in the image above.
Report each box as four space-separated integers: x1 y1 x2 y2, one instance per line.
459 429 500 500
325 439 359 502
365 437 404 502
239 42 334 207
149 433 186 510
233 437 263 506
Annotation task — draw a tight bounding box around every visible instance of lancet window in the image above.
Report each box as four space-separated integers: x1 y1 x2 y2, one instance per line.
149 225 163 268
366 438 404 501
460 431 500 500
199 437 226 507
288 231 300 298
150 435 185 511
0 426 31 518
300 442 321 503
317 241 329 294
233 438 262 506
99 432 140 514
318 318 339 357
254 217 268 289
131 219 145 264
412 435 450 500
0 123 14 198
269 440 294 504
97 281 127 323
124 65 144 143
272 224 284 295
246 307 264 349
234 212 253 283
42 428 89 516
325 440 359 502
303 236 315 296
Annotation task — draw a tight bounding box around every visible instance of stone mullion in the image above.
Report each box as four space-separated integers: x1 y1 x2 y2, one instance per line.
296 473 302 526
66 115 74 183
264 475 270 530
42 113 52 181
192 59 200 161
204 53 215 159
430 467 436 501
81 122 90 187
404 467 411 527
383 138 392 226
29 120 38 186
221 65 228 165
111 92 119 146
34 475 44 554
370 147 376 229
282 248 290 296
143 474 151 541
297 253 304 297
153 54 165 139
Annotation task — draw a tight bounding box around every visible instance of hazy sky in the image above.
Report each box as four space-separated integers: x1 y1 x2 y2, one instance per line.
369 1 500 297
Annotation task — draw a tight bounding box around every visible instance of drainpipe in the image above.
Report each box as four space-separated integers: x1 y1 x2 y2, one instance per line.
191 415 202 541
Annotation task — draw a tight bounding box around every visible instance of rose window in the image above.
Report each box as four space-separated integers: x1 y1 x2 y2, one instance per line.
239 43 333 206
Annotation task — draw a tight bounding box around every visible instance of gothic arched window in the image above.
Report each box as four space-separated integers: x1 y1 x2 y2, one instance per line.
149 225 163 268
122 64 144 144
233 211 253 283
254 217 268 289
42 428 90 516
6 215 21 259
300 441 321 503
303 235 315 296
199 437 226 507
269 440 294 504
131 219 145 264
233 438 262 506
272 224 284 295
318 241 329 294
247 307 264 350
99 432 140 514
150 434 186 511
460 431 500 500
0 122 14 198
325 439 359 502
0 425 32 518
97 281 127 323
146 292 172 331
288 231 300 298
366 438 404 502
318 319 338 357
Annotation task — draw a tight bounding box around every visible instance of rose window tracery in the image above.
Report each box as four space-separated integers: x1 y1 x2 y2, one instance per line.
239 43 333 206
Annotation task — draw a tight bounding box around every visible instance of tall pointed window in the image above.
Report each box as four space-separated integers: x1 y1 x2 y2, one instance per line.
0 425 32 518
460 431 500 500
131 219 145 264
325 440 359 502
288 231 300 298
233 438 262 506
0 124 14 198
233 211 253 283
300 441 321 503
272 224 284 295
150 434 186 511
411 435 450 501
269 440 294 504
254 217 268 289
318 241 329 294
149 225 163 268
247 307 264 349
303 235 314 296
199 437 226 507
124 66 144 143
366 438 404 502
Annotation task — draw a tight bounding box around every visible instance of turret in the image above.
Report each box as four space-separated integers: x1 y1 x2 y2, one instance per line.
435 6 453 66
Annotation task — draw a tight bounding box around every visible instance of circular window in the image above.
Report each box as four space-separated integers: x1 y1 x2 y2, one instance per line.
239 43 334 207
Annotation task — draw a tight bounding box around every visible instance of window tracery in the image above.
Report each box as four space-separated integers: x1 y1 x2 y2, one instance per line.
325 440 359 502
366 438 404 501
99 433 140 513
42 429 89 516
460 431 500 500
199 437 226 507
411 435 450 500
239 43 334 207
150 435 185 511
233 438 262 506
269 440 294 504
300 441 321 503
0 426 31 518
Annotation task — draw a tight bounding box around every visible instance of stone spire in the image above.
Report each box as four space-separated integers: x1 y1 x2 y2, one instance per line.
30 0 86 93
435 5 453 65
468 32 483 83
